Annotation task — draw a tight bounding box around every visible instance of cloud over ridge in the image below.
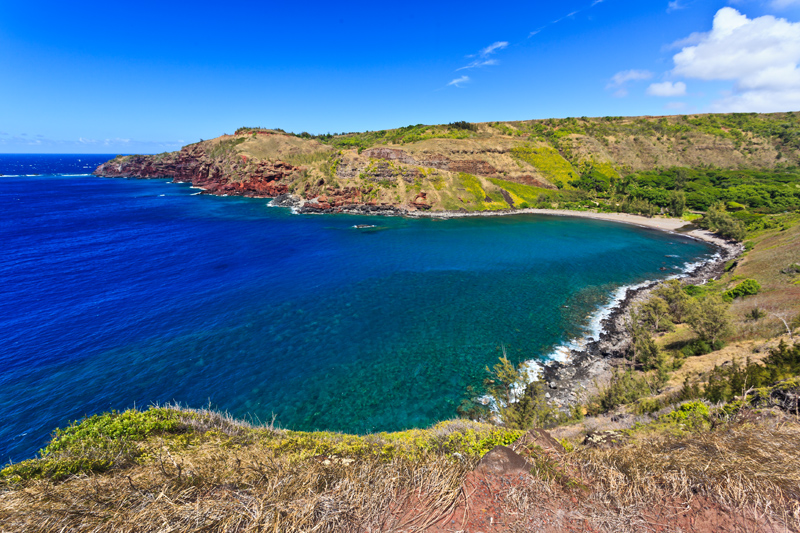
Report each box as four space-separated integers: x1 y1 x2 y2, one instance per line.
671 7 800 111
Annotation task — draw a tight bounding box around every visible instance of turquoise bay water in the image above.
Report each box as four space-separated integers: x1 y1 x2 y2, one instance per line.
0 155 714 462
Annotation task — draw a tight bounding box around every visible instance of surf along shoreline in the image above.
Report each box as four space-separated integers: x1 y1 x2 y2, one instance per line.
423 208 742 411
272 195 743 412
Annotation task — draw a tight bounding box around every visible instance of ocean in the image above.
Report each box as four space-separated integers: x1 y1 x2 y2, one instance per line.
0 154 714 463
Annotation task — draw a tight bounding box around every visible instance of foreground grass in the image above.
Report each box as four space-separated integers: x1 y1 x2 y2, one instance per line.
0 408 521 532
2 403 800 532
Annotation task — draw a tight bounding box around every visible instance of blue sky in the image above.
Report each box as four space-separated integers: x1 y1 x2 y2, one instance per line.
1 0 799 153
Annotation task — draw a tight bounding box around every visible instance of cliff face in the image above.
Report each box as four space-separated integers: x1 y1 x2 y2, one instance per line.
94 142 298 198
94 112 800 213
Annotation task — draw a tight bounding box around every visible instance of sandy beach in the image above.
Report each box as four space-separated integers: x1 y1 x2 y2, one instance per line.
419 207 732 248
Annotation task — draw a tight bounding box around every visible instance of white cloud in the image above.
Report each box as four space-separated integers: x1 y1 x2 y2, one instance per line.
480 41 508 56
671 7 800 111
529 1 606 39
103 138 131 145
458 41 508 70
770 0 800 9
668 31 706 50
607 70 653 96
456 59 498 71
647 81 688 96
448 75 470 87
667 1 686 12
608 69 654 88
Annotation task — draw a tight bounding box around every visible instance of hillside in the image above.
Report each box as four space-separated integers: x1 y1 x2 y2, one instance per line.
94 112 800 215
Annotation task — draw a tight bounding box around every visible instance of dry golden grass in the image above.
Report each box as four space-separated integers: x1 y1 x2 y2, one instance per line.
661 335 788 393
235 134 333 162
567 412 800 531
0 434 474 532
3 404 800 532
0 409 522 533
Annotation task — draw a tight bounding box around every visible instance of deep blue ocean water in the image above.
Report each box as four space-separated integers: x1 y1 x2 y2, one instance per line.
0 154 714 463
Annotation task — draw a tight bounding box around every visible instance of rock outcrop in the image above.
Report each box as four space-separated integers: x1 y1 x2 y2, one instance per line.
94 143 298 198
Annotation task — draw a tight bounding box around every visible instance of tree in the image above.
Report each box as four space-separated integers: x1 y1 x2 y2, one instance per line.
484 354 521 407
485 353 558 429
673 168 689 190
700 202 746 241
687 294 732 346
634 334 661 370
654 279 691 323
502 379 555 429
668 190 686 217
638 296 673 332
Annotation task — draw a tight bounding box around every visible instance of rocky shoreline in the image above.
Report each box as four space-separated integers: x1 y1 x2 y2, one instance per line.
539 237 743 410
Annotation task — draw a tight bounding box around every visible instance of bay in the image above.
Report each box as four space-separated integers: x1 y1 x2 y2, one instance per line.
0 154 714 462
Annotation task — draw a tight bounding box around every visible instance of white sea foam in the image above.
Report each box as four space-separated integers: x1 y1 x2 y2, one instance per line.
532 249 719 369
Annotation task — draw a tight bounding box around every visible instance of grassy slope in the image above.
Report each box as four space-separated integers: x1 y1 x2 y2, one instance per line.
141 112 800 213
0 407 523 531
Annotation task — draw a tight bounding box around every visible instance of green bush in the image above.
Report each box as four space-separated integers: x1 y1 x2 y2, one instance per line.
704 341 800 403
44 408 180 455
1 408 182 482
723 279 761 301
593 369 653 413
681 338 725 357
448 121 477 131
659 401 710 430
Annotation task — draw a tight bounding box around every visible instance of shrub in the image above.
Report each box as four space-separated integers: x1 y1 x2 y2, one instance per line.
723 279 761 301
704 341 800 403
746 307 767 321
659 401 710 430
592 369 653 413
1 408 182 482
681 338 724 357
448 121 478 131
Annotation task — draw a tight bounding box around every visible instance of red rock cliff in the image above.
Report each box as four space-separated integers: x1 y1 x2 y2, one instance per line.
94 143 298 198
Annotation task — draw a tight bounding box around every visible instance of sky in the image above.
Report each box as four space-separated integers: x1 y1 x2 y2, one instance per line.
1 0 799 153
